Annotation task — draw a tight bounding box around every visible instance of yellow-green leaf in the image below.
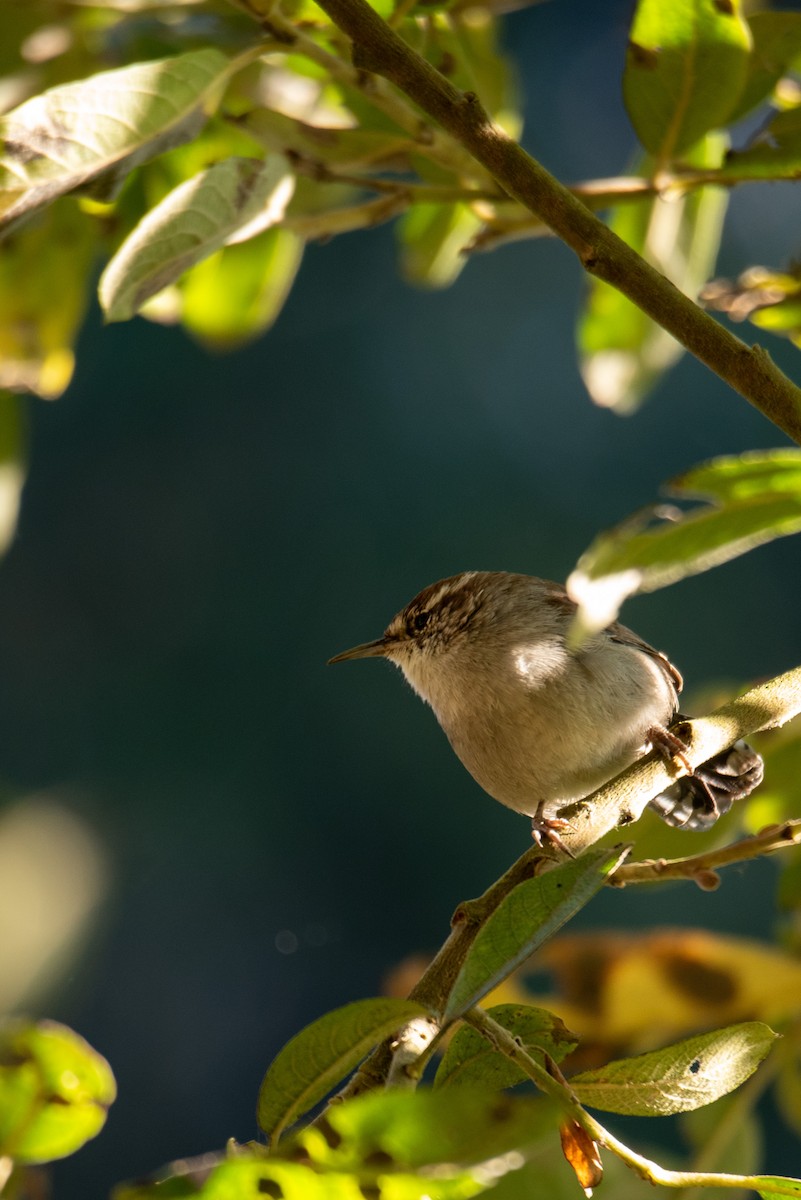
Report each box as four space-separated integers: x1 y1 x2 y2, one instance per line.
728 12 801 125
0 199 95 399
623 0 751 162
567 448 801 637
178 225 304 350
289 1087 556 1174
579 134 727 412
0 1019 115 1163
397 201 482 290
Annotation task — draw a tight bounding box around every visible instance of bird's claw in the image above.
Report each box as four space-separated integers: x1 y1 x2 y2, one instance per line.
646 723 693 774
531 803 575 858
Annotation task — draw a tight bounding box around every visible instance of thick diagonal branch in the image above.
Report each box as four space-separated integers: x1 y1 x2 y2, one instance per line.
311 0 801 444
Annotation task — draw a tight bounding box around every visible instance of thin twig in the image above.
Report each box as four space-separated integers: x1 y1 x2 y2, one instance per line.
616 820 801 887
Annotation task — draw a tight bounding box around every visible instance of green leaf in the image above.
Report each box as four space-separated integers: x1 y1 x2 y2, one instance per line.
672 448 801 502
290 1087 557 1174
99 155 294 323
116 1150 488 1199
728 12 801 124
176 225 304 349
0 198 96 399
623 0 751 162
444 847 627 1022
578 134 727 412
756 1180 801 1200
571 1021 777 1116
256 998 430 1143
0 49 234 233
397 201 482 289
567 448 801 637
0 1019 116 1163
435 1004 577 1091
721 107 801 180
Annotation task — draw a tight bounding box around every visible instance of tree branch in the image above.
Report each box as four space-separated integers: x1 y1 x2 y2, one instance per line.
310 0 801 444
329 665 801 1101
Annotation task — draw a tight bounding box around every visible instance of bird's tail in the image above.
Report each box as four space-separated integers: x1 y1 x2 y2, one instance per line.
648 739 764 831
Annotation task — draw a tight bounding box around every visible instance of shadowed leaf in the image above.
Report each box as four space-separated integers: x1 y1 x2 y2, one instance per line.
444 847 627 1021
257 998 430 1143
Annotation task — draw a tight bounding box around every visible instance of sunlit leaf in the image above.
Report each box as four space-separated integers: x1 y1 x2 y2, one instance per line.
99 155 294 323
571 1021 777 1115
721 107 801 180
397 201 482 289
434 1004 577 1091
623 0 751 161
289 1087 556 1174
578 134 727 413
257 998 430 1143
728 11 801 124
117 1145 488 1199
756 1179 801 1199
0 1019 115 1163
176 225 304 349
567 449 801 636
0 198 95 399
444 847 627 1022
0 49 234 232
673 447 801 501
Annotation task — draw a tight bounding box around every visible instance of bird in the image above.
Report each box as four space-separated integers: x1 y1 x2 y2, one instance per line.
329 571 763 849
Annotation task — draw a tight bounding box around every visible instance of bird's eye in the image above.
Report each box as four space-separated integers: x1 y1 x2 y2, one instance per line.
413 611 430 631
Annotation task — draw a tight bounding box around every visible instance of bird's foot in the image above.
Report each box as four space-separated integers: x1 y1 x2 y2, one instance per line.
531 801 575 858
646 723 693 774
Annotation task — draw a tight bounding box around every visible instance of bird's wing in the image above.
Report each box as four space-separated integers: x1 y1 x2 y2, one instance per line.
607 622 684 701
540 581 683 705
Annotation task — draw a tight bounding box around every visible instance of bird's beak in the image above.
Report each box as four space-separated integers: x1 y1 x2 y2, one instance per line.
328 637 388 665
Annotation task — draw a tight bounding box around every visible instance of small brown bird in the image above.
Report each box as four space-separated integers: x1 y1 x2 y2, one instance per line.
330 571 763 845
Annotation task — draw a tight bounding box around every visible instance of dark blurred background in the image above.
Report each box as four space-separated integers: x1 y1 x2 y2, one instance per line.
1 0 800 1194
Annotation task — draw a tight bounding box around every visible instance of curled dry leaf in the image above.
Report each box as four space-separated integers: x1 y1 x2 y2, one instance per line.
559 1119 603 1195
